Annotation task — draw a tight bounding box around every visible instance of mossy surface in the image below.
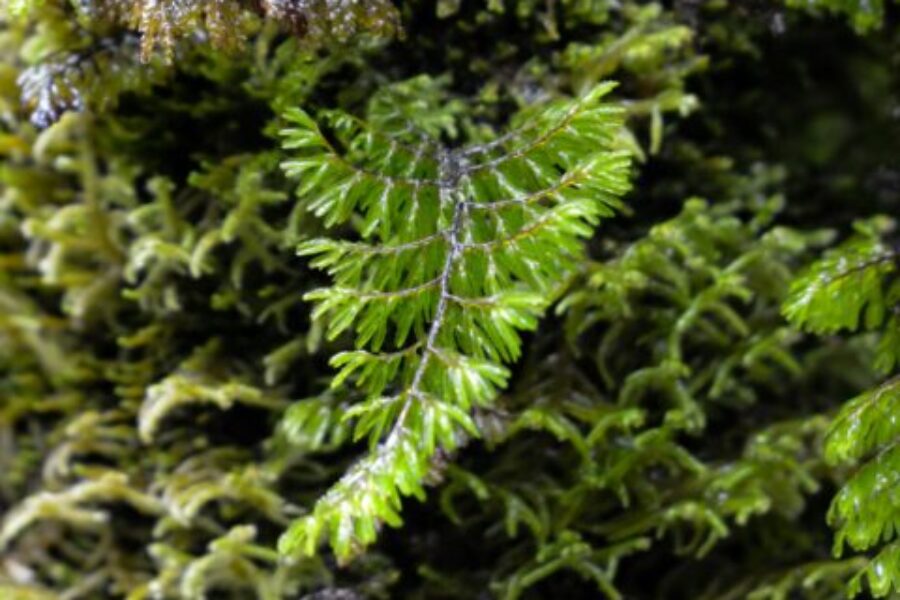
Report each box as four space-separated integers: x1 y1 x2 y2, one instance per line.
0 1 898 598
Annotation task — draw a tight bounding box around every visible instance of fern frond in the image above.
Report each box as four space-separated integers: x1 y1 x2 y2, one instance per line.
784 216 900 597
278 82 632 561
783 217 898 334
828 428 900 554
848 542 900 597
825 376 900 465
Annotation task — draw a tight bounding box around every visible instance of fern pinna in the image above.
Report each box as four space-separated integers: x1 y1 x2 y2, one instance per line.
784 217 900 597
277 82 631 561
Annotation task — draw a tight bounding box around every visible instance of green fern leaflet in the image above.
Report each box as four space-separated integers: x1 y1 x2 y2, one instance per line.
277 82 632 561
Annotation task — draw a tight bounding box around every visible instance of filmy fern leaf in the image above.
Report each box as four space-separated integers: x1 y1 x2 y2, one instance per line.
278 82 632 561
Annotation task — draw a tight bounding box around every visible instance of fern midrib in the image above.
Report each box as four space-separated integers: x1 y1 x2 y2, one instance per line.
386 149 466 447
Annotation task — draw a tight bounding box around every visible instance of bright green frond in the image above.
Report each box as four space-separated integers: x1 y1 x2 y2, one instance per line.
786 216 900 597
278 81 632 560
783 218 898 335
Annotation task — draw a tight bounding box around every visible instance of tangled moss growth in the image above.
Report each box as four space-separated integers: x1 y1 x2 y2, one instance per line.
0 1 899 598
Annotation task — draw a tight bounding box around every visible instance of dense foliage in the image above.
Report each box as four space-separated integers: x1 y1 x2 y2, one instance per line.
0 1 897 599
